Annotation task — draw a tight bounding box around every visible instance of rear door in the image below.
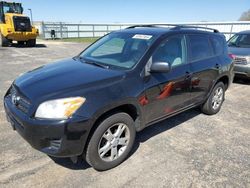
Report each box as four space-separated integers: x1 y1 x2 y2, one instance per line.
187 34 221 103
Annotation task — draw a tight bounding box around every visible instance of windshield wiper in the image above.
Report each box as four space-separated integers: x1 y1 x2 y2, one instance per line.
78 57 109 69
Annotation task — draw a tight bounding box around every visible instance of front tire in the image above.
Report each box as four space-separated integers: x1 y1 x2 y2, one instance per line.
201 82 225 115
27 39 36 47
0 34 9 47
85 112 136 171
18 41 25 45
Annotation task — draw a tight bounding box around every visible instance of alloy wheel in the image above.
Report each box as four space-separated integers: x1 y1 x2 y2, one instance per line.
98 123 130 162
212 87 223 110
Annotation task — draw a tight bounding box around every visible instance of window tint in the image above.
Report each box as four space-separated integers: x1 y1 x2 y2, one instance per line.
152 35 186 67
189 35 213 61
211 35 224 56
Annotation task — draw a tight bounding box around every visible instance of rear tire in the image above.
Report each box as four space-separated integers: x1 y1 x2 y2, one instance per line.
85 112 136 171
27 39 36 47
0 34 9 47
200 82 225 115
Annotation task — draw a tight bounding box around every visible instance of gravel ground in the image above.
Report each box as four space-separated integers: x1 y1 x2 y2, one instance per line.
0 40 249 188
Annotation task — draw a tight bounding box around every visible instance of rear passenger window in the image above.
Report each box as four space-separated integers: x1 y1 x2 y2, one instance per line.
211 36 224 56
189 35 213 62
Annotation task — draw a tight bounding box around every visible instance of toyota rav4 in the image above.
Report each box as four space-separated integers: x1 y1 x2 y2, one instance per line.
4 25 234 171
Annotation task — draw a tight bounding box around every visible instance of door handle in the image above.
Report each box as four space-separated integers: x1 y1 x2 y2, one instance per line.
185 71 192 80
215 63 221 69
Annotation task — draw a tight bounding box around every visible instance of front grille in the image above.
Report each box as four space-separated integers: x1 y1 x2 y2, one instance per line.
234 56 248 65
13 16 32 32
9 86 31 114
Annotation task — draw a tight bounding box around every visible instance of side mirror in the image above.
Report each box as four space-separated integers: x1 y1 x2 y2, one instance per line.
150 62 170 73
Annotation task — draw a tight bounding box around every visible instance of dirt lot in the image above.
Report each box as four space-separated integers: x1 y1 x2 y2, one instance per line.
0 40 249 188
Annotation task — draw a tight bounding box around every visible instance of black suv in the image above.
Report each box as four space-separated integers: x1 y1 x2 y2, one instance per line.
4 25 233 170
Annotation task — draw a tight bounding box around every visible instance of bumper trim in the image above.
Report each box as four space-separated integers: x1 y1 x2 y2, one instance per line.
4 96 92 157
234 64 250 78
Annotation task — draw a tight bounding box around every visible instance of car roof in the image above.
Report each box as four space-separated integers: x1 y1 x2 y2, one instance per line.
237 30 250 34
117 27 171 35
115 25 221 37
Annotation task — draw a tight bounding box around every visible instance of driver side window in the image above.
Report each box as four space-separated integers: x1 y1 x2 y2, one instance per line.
152 35 186 68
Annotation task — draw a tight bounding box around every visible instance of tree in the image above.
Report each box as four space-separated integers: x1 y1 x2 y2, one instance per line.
239 9 250 21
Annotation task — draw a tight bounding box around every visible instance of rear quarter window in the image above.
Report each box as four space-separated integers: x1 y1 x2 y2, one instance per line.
210 35 225 56
188 34 213 62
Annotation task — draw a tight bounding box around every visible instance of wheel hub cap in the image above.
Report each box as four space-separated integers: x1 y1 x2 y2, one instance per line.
98 123 130 162
111 138 119 147
212 87 223 110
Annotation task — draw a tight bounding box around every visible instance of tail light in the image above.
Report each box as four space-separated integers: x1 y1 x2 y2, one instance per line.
228 54 236 60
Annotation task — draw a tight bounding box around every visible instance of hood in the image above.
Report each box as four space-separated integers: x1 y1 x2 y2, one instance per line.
228 46 250 56
14 58 125 100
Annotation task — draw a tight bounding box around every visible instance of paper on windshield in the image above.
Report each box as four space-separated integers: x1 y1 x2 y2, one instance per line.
132 34 152 40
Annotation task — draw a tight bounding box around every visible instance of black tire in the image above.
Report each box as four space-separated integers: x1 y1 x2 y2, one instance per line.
201 82 225 115
85 112 136 171
26 39 36 47
0 33 9 47
18 41 25 45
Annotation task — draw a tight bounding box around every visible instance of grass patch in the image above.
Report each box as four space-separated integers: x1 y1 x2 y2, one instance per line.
61 37 99 43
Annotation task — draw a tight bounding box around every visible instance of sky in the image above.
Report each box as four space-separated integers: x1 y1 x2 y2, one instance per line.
14 0 250 23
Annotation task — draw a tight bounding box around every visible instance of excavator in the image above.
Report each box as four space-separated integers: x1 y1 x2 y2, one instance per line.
0 1 38 47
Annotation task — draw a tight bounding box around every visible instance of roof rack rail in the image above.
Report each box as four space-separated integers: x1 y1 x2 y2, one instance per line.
126 24 179 29
126 24 219 33
173 25 219 33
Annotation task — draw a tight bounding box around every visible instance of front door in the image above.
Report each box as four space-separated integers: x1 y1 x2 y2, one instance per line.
142 34 192 124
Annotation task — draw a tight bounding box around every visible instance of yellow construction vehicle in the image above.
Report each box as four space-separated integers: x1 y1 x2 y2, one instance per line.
0 1 38 47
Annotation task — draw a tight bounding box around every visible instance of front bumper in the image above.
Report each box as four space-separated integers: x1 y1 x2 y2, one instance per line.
5 27 39 41
7 31 38 41
234 64 250 78
4 96 93 157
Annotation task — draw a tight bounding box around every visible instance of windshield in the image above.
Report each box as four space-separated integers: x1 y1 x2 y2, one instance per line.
228 34 250 48
79 32 156 69
2 2 23 14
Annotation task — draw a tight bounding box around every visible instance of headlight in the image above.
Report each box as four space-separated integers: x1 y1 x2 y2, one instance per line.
247 56 250 63
35 97 86 119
